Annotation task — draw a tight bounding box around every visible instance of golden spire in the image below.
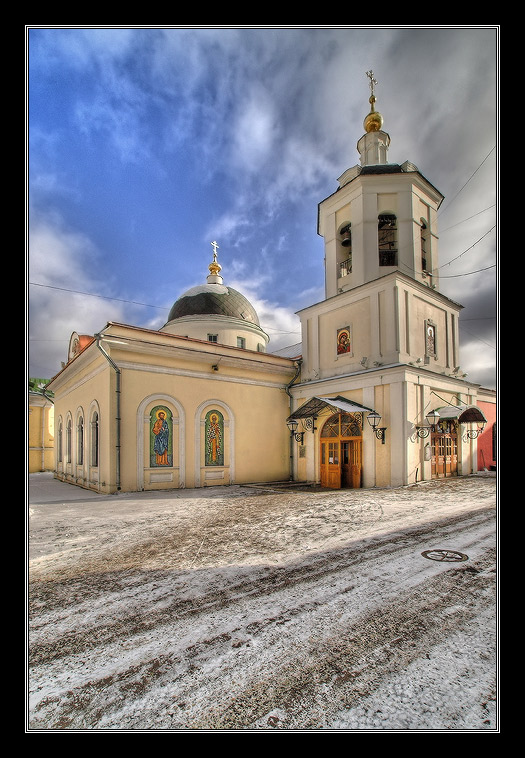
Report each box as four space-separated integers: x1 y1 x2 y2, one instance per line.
363 70 384 133
208 240 222 277
207 240 223 284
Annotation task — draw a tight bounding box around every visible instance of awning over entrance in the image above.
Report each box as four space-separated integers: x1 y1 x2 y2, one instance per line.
435 405 487 424
287 395 375 422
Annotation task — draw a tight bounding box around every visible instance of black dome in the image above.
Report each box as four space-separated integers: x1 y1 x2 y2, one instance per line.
166 284 260 326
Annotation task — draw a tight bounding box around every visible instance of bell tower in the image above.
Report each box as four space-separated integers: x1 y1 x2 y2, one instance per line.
298 72 462 383
319 71 444 300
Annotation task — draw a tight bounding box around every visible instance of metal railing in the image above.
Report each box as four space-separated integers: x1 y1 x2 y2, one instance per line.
339 257 352 277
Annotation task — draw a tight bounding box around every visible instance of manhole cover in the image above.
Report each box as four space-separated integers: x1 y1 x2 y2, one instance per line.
421 549 469 562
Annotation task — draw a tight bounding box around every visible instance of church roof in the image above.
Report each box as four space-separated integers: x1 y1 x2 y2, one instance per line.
166 283 260 325
287 395 375 421
270 342 302 359
164 244 261 328
360 163 403 174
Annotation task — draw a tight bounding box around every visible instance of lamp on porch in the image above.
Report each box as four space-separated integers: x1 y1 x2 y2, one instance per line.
463 422 486 440
415 409 440 439
287 418 304 444
367 411 387 444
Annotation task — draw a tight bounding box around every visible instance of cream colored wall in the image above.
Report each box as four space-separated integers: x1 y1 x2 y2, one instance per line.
51 351 115 492
405 378 427 483
317 297 371 377
300 272 462 385
399 281 461 375
28 398 54 472
410 296 449 364
373 383 393 487
118 362 292 491
48 327 296 493
300 293 376 382
413 193 439 289
295 440 308 482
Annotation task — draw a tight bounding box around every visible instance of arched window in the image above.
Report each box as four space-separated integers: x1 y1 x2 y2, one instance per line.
90 411 99 467
77 415 84 465
420 219 429 272
66 418 72 463
321 412 362 438
338 223 352 277
57 419 63 463
378 214 398 266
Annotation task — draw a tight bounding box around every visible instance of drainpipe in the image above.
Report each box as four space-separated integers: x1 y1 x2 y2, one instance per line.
285 360 302 480
96 334 121 491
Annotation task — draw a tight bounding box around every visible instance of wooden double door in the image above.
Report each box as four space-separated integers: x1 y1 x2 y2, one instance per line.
320 438 362 489
431 431 458 478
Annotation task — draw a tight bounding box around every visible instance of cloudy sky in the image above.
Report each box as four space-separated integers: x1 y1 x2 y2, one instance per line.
27 26 498 388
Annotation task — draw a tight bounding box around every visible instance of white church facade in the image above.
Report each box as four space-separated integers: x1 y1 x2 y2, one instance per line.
46 73 494 494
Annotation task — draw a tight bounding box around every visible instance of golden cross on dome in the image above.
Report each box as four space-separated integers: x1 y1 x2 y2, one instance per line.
211 240 219 262
366 70 378 96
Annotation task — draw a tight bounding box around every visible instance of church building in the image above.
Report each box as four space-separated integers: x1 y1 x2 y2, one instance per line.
46 73 494 494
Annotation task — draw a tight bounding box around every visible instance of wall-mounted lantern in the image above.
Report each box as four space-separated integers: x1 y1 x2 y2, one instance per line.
415 409 440 439
287 418 304 444
367 411 387 444
462 422 486 441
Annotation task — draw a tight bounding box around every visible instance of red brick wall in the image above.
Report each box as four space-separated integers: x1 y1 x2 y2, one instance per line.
477 400 497 470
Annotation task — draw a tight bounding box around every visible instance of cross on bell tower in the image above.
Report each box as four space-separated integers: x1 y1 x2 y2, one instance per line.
366 69 377 96
359 70 387 157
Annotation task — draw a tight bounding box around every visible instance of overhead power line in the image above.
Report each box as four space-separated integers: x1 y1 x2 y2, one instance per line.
439 204 496 235
438 264 496 279
28 281 300 335
29 281 170 310
438 146 496 217
458 324 496 351
436 226 496 272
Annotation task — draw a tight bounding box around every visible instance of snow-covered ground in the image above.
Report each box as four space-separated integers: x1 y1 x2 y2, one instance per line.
27 473 498 732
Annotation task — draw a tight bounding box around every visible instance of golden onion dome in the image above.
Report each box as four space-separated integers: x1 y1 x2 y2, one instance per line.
363 95 383 133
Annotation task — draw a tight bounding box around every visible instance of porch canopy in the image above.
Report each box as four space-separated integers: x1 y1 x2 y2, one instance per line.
287 395 375 422
435 405 487 424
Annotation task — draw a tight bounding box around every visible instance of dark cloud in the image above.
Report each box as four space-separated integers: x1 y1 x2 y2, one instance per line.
27 27 498 387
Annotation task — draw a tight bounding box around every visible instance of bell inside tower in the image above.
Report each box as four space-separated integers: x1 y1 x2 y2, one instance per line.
338 224 352 279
